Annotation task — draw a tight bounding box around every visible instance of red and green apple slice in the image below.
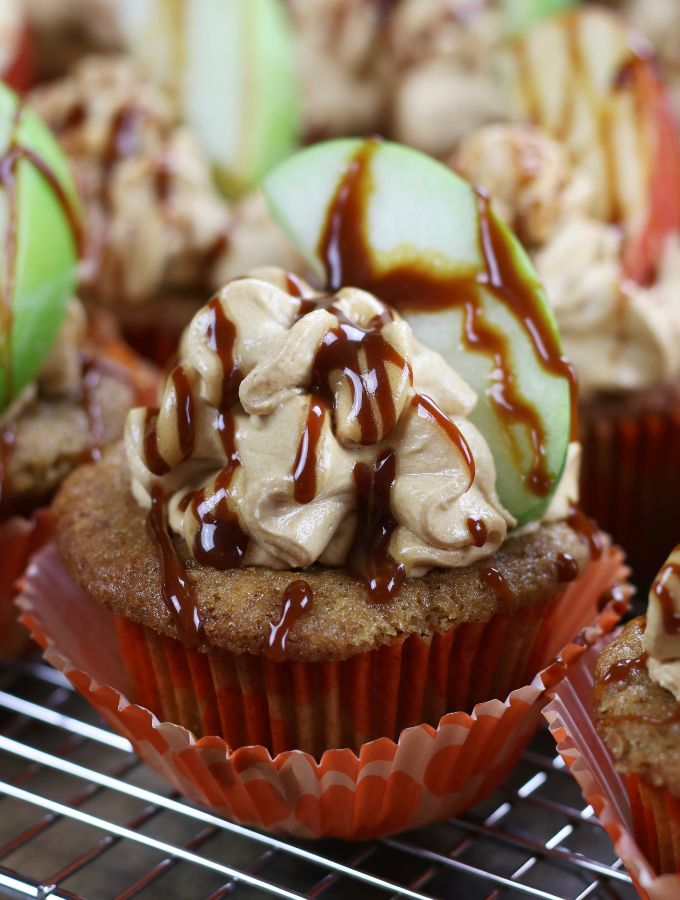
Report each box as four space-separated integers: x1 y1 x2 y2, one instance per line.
504 6 680 284
0 83 80 413
264 138 572 525
117 0 299 198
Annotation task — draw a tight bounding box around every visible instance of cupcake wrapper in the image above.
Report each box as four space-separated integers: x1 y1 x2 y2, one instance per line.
0 510 52 657
580 398 680 586
115 560 627 758
17 542 628 839
544 638 680 898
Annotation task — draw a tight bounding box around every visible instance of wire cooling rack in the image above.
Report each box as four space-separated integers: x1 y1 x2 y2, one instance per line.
0 657 637 900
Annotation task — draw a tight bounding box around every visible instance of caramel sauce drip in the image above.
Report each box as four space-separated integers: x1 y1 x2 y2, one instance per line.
480 566 515 613
285 271 308 298
104 105 145 172
555 552 579 583
292 395 328 504
147 485 202 646
466 517 487 548
567 503 603 560
653 559 680 636
601 651 649 688
170 365 196 462
205 296 242 410
0 423 16 518
316 140 578 496
267 579 314 662
310 304 411 446
0 102 83 410
143 408 170 476
347 449 405 603
411 393 475 489
190 406 249 570
78 354 105 464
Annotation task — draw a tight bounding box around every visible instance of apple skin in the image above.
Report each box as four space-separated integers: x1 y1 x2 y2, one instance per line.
2 17 33 93
117 0 299 199
0 83 80 414
504 7 680 285
502 0 580 37
264 138 572 525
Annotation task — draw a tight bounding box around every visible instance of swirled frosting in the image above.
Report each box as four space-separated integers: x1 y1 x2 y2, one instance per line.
456 124 680 396
644 544 680 702
126 269 516 594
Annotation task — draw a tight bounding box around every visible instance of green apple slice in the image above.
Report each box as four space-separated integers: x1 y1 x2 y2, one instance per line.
117 0 299 198
502 0 581 36
264 139 572 525
0 83 80 414
503 6 680 284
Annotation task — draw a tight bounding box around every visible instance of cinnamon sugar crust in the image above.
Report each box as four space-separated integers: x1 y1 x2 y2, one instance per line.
53 444 595 662
593 617 680 797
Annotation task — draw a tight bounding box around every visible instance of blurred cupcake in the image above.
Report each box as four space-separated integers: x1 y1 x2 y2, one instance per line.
29 56 302 365
592 545 680 875
453 6 680 585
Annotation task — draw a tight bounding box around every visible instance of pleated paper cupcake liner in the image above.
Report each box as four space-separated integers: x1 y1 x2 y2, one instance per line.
17 542 628 839
0 510 52 657
580 389 680 587
544 637 680 898
114 551 626 759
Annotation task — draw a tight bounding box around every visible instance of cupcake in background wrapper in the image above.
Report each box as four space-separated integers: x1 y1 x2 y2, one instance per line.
545 545 680 895
18 539 629 839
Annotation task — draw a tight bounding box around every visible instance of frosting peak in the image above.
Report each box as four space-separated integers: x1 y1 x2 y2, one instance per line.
125 269 514 596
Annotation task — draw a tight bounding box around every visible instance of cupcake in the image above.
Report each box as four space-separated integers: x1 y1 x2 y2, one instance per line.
20 138 630 837
0 81 149 656
592 545 680 875
449 6 680 585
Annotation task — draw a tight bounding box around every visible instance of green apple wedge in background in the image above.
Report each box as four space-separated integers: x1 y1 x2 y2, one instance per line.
0 83 80 415
263 138 572 527
117 0 299 199
502 0 580 36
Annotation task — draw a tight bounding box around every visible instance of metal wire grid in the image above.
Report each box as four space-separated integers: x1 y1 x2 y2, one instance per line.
0 658 637 900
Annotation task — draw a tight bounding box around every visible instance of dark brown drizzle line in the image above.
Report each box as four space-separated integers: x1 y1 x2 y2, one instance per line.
653 554 680 636
1 101 83 408
316 139 578 494
267 579 314 661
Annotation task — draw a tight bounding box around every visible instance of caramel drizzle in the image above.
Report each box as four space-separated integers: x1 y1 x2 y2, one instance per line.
205 296 242 410
316 140 578 497
171 365 195 462
147 485 202 646
347 449 404 603
0 101 83 409
466 517 487 548
411 393 475 489
310 304 412 446
293 395 328 504
79 354 105 464
267 579 314 662
555 551 579 583
653 557 680 636
567 503 603 560
480 566 515 613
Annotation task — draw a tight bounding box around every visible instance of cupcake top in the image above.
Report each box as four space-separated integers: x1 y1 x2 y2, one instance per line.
126 267 516 592
593 546 680 795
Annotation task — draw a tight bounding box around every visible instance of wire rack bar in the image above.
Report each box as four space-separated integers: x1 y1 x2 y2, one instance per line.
0 659 636 900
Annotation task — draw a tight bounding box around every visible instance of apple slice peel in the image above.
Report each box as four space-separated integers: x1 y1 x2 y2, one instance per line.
264 138 574 525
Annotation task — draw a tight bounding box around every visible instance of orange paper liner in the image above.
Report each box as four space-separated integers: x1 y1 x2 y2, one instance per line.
0 510 52 657
580 396 680 586
18 542 627 839
114 558 627 759
544 637 680 899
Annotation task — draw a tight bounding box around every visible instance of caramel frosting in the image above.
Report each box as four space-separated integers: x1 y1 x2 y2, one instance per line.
126 269 516 593
30 57 300 306
644 544 680 701
456 124 680 396
287 0 389 139
388 0 506 156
